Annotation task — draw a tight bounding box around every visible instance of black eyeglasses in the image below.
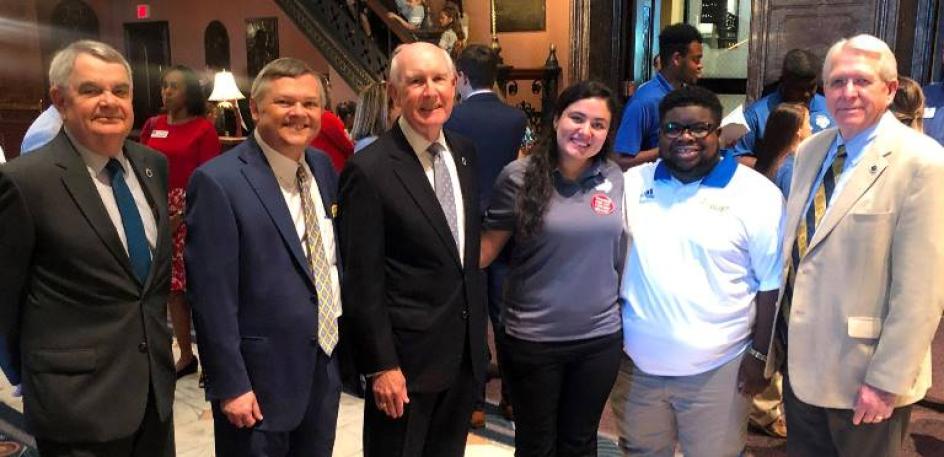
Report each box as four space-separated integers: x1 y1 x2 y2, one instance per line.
661 122 716 139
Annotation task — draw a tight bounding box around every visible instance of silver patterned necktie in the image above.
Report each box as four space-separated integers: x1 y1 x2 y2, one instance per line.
428 143 459 247
296 165 339 355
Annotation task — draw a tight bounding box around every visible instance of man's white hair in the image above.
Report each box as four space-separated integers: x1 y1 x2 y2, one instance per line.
49 40 132 89
823 34 898 84
388 42 456 87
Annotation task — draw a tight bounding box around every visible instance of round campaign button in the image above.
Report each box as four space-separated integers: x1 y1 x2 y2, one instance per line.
590 193 615 216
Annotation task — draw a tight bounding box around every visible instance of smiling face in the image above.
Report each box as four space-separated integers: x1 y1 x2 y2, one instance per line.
554 96 612 167
251 74 323 160
824 50 898 139
389 44 456 141
659 105 721 183
51 53 133 155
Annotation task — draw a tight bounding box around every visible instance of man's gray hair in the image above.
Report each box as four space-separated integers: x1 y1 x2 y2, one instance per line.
823 34 898 84
49 40 132 89
250 57 321 102
388 42 456 87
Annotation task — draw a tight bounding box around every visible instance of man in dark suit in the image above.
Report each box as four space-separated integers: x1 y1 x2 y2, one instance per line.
444 43 527 427
338 42 487 457
0 40 175 457
185 58 342 457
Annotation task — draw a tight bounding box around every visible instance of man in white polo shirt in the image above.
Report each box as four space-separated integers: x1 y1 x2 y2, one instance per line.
610 85 784 456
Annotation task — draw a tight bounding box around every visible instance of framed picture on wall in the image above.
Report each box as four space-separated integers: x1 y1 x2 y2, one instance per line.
493 0 545 33
246 17 278 78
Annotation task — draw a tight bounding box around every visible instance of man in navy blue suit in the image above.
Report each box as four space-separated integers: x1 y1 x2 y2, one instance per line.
185 57 342 457
444 44 527 428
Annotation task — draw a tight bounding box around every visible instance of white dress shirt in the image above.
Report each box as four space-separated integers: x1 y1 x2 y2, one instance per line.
256 131 342 318
68 129 158 257
398 116 465 265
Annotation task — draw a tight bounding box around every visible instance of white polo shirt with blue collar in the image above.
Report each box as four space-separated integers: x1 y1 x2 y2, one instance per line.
620 154 785 376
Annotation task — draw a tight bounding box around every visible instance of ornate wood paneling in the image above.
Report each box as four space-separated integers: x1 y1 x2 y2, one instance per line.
747 0 903 101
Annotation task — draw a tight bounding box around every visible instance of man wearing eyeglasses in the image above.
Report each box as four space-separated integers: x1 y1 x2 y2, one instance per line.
767 35 944 457
610 85 784 456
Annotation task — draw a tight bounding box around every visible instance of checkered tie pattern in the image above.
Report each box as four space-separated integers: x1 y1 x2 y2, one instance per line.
777 144 847 347
296 165 339 355
428 143 459 247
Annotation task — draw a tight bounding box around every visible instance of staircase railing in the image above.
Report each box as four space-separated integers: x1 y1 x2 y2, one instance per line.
273 0 390 92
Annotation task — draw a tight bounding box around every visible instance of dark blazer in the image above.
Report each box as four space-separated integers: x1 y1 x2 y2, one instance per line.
444 91 528 213
185 137 341 432
0 131 174 442
338 124 487 393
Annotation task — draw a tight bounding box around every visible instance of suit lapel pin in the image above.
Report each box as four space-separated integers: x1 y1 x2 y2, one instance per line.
460 156 467 166
330 203 338 218
145 167 153 178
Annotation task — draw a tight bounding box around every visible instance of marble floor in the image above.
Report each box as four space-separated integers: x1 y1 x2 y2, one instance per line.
0 342 514 457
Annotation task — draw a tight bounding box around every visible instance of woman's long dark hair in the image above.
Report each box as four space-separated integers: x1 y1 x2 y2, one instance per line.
754 102 806 180
162 64 207 117
516 80 618 238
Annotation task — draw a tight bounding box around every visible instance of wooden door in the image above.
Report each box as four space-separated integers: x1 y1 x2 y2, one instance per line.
124 22 170 130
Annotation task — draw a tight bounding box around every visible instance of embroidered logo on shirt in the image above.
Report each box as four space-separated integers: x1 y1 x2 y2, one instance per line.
595 178 613 193
699 198 729 213
639 188 655 202
590 193 615 215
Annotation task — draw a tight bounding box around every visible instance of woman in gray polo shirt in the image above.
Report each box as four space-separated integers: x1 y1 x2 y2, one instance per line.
482 80 625 456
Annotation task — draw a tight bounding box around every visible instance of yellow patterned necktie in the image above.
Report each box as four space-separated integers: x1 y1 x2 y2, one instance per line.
779 144 847 345
296 165 339 355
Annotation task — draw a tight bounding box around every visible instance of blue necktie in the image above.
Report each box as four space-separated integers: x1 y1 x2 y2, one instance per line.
105 159 151 283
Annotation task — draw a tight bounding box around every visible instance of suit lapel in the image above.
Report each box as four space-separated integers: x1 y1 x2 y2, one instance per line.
783 130 835 256
125 143 167 289
239 139 314 286
806 131 890 253
54 133 138 281
388 126 462 265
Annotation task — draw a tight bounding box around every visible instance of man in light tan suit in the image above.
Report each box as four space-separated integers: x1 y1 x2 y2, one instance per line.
764 34 944 457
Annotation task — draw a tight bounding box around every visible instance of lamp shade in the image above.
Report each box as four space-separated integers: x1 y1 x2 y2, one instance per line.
208 70 245 101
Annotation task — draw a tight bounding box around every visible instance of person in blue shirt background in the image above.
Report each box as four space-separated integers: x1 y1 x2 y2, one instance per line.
730 49 833 160
20 105 63 155
921 80 944 144
611 23 703 170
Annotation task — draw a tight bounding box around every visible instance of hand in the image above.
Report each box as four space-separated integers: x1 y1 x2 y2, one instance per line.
221 390 263 428
853 384 896 425
737 352 768 396
373 368 410 419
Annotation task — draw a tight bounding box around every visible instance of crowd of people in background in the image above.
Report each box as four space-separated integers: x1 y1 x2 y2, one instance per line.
1 10 944 457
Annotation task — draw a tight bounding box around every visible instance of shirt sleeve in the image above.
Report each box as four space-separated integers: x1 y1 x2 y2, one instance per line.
747 186 786 291
613 99 653 156
731 107 760 156
483 160 524 231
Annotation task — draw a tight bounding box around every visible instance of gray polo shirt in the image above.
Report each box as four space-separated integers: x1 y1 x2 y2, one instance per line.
485 157 624 342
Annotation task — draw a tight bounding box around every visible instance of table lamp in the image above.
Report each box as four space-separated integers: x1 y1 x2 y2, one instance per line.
208 70 247 137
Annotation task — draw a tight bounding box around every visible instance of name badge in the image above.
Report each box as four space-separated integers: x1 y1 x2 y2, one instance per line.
150 129 169 139
925 107 937 119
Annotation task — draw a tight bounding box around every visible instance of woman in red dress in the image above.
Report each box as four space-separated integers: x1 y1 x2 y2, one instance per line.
140 65 221 380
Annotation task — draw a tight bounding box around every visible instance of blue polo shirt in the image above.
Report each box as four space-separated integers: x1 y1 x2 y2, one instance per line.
922 83 944 146
729 92 833 156
614 73 674 156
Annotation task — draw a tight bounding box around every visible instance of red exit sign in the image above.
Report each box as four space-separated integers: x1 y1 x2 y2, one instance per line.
136 4 150 19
